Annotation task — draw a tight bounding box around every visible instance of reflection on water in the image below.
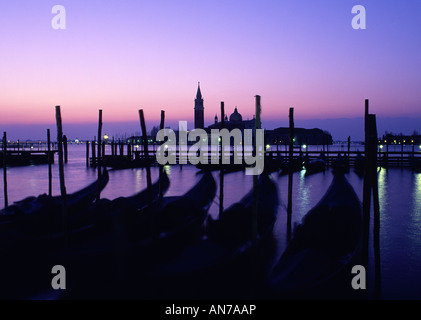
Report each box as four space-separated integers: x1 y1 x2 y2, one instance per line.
378 167 388 214
163 164 171 176
296 170 311 217
1 145 421 299
408 173 421 294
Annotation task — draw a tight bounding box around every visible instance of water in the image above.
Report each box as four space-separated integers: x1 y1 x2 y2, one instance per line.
1 144 420 300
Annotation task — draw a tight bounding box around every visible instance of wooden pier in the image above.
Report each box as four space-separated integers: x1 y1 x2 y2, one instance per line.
87 141 421 170
0 141 59 167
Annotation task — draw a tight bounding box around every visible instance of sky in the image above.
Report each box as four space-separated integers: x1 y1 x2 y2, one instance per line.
0 0 420 141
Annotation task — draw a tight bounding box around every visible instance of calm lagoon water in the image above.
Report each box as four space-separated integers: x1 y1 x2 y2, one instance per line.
1 144 420 300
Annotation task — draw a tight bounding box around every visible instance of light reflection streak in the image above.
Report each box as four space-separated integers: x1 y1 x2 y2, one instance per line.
408 172 421 268
378 168 388 215
296 170 310 220
413 173 421 218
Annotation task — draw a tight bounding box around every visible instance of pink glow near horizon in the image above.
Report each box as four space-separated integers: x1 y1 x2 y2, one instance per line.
0 1 421 135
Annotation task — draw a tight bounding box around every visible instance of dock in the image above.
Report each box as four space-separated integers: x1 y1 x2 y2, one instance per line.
0 140 59 167
87 141 421 169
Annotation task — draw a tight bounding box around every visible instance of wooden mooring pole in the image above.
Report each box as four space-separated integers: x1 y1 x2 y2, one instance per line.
47 129 52 196
219 101 225 217
3 132 8 208
362 99 381 298
362 99 371 267
86 141 90 168
63 135 68 164
347 136 351 167
159 110 165 198
55 106 68 243
97 110 103 201
287 107 294 242
139 109 155 246
139 109 152 201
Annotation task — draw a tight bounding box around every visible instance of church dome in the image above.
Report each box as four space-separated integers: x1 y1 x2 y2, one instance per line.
229 107 242 122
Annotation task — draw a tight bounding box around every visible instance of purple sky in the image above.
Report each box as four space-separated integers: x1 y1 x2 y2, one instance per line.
0 0 420 141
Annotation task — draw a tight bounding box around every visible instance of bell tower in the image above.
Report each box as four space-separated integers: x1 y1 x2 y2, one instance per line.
194 82 204 129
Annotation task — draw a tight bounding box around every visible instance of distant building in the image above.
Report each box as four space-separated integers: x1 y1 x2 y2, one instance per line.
194 82 204 129
206 107 256 132
382 132 421 145
194 83 331 145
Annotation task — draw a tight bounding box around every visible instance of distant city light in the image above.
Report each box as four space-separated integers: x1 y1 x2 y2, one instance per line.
266 144 271 150
303 144 307 149
379 145 383 149
103 134 109 140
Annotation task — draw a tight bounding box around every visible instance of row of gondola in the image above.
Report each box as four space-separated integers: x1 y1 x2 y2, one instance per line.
0 166 364 300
